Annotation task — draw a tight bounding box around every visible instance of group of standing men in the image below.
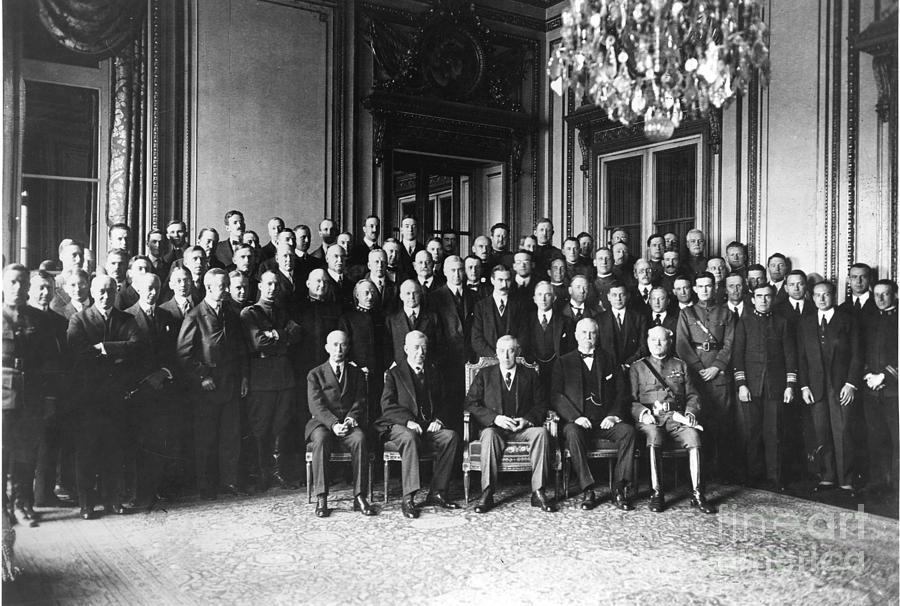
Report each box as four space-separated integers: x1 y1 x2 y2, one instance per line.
2 211 896 524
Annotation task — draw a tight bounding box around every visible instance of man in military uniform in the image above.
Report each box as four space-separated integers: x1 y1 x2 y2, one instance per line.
732 284 797 489
3 265 58 524
241 270 303 490
552 318 634 511
631 326 714 514
375 331 460 519
675 271 735 482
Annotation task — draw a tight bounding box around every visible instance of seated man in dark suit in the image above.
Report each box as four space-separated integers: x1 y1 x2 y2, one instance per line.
552 318 635 511
305 330 374 517
464 335 556 514
375 331 460 519
631 326 714 514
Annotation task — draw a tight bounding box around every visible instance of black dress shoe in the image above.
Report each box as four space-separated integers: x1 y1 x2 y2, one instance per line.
222 484 249 497
580 490 597 510
425 491 460 509
401 496 419 519
104 502 126 515
80 507 95 520
315 495 330 518
474 490 494 514
530 489 557 512
648 489 665 513
813 482 835 493
690 490 716 514
353 494 376 516
613 487 634 511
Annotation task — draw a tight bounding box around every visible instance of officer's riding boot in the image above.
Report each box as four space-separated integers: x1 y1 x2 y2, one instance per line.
271 434 297 489
689 447 716 514
648 446 665 513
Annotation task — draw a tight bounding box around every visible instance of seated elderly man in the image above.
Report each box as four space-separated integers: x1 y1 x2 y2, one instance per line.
464 335 556 514
630 326 715 514
375 331 460 519
552 318 635 511
306 330 374 518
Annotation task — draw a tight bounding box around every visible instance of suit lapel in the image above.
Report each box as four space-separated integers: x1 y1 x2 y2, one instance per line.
397 364 418 412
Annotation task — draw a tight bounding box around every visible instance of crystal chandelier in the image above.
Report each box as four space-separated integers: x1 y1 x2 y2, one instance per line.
548 0 770 142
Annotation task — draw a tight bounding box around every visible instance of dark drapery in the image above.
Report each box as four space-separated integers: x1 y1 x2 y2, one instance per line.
108 29 146 229
36 0 144 58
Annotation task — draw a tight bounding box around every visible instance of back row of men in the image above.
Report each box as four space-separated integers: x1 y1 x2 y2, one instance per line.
3 212 896 522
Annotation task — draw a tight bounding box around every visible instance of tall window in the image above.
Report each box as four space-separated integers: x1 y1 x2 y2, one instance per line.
600 136 702 251
22 81 99 268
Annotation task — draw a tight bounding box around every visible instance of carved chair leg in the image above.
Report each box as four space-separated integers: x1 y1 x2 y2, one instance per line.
383 460 389 504
306 460 312 504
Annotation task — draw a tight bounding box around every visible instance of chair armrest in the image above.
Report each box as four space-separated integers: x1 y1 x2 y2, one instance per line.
544 411 559 439
463 411 471 443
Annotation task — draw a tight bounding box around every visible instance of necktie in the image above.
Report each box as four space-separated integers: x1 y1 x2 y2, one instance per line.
541 313 548 330
182 301 191 316
453 289 461 308
819 315 827 345
415 367 424 383
409 311 417 327
616 312 623 329
573 307 582 322
335 364 343 384
794 302 801 316
505 371 512 390
498 299 506 315
654 313 662 326
643 288 650 303
854 298 862 311
731 307 739 322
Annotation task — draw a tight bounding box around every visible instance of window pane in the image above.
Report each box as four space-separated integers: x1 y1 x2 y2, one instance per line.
605 155 642 245
655 144 696 245
655 144 696 221
23 177 96 269
23 81 98 179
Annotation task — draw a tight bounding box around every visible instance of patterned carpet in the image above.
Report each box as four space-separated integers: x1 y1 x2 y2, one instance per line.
4 480 898 606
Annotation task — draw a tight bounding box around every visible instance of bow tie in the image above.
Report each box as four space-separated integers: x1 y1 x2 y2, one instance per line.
580 352 594 359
